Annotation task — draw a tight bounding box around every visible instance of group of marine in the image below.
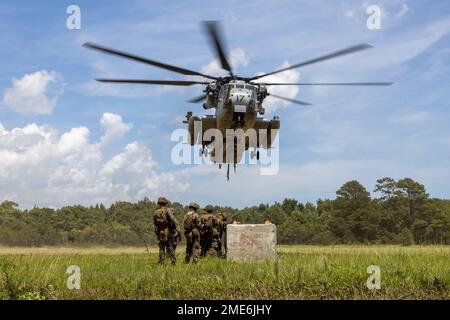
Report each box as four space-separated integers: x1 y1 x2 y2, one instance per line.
152 197 272 265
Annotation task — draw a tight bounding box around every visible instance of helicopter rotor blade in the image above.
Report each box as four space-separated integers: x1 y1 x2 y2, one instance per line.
259 82 394 86
95 79 210 86
248 44 373 81
268 93 312 106
188 94 207 103
203 21 233 76
84 42 217 80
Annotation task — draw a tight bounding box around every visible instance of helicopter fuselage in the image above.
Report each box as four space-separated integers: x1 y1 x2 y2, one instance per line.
188 80 280 164
215 80 258 132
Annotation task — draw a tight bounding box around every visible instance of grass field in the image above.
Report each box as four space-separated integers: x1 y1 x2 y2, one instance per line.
0 245 449 300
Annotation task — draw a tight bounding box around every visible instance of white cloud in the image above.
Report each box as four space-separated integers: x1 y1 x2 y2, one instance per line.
390 111 430 124
2 70 63 115
254 61 301 113
0 114 188 208
100 112 133 145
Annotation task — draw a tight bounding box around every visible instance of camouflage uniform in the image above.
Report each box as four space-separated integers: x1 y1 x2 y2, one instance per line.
184 202 202 263
200 205 220 257
153 197 180 265
216 213 228 258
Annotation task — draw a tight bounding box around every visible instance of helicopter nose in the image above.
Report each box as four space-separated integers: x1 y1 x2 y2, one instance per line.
230 93 251 107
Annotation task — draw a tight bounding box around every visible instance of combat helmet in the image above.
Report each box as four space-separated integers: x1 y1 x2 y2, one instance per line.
157 196 169 205
204 204 214 213
217 212 227 221
188 202 199 210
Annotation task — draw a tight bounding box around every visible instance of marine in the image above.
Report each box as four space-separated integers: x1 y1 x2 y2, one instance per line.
200 205 221 257
153 196 180 265
216 212 228 258
184 202 202 263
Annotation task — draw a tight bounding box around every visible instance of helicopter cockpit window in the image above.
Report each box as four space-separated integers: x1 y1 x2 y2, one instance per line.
236 85 245 89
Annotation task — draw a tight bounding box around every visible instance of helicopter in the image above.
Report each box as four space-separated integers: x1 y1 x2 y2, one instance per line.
83 21 392 179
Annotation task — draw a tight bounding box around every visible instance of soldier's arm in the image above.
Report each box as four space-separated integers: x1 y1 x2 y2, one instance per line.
214 216 220 228
194 214 202 229
167 209 179 230
199 216 205 229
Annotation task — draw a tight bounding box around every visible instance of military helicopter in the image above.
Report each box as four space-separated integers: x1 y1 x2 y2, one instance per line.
84 21 392 179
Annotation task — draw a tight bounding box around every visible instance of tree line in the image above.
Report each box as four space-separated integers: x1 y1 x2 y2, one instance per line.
0 177 449 246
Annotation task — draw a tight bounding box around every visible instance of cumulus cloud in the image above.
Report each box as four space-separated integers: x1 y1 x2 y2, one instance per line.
254 61 301 113
100 112 133 145
0 113 188 208
2 70 64 115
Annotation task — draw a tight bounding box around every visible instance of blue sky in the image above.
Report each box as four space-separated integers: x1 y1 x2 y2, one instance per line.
0 0 450 208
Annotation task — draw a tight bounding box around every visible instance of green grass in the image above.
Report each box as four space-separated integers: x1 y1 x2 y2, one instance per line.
0 245 449 300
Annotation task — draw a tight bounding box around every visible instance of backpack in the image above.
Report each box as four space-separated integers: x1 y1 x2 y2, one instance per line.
202 214 218 232
154 208 168 228
184 211 196 232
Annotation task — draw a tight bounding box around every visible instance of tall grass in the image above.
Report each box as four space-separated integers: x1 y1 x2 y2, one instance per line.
0 246 448 299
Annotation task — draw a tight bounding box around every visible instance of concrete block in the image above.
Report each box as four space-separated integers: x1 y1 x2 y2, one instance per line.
226 224 277 262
